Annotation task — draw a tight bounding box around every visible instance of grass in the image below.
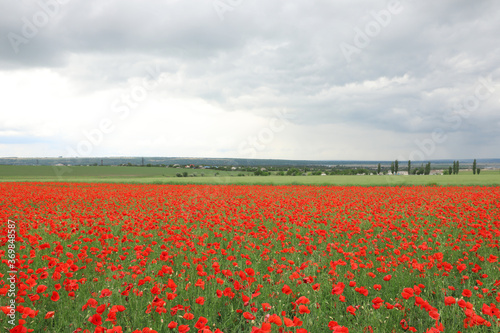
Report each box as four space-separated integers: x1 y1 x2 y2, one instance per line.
0 165 499 186
0 165 232 178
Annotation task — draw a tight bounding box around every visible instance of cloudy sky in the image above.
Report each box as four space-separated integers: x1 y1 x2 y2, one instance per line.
1 0 499 161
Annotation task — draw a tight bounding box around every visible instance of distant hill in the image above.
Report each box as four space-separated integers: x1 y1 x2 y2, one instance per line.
1 157 499 169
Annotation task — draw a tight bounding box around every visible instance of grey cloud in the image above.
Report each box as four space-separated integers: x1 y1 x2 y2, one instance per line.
1 0 499 159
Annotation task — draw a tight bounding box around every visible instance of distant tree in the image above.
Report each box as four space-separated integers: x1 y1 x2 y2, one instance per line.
448 166 452 175
477 168 481 174
377 163 381 175
414 163 423 175
407 160 411 175
390 162 395 174
457 161 459 174
395 160 399 174
182 171 188 177
473 159 477 175
424 162 431 175
286 168 301 176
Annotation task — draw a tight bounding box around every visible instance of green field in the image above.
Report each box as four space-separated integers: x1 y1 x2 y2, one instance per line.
0 165 499 185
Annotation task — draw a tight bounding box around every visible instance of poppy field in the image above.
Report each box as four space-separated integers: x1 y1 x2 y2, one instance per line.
1 182 499 333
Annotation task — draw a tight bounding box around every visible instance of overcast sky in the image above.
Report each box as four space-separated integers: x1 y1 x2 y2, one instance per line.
1 0 499 161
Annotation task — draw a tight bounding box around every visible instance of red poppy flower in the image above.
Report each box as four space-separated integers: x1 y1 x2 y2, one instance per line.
347 306 356 316
332 282 345 295
462 289 472 298
283 317 294 327
44 311 55 319
100 288 112 298
183 313 194 320
296 296 310 304
194 317 208 329
51 291 59 302
261 322 272 332
36 285 48 293
88 313 102 326
178 325 190 333
299 305 310 314
262 303 272 312
429 310 440 320
328 321 339 330
269 314 282 326
444 296 456 306
282 284 292 295
401 288 414 299
243 312 255 320
96 304 106 314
